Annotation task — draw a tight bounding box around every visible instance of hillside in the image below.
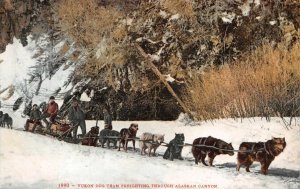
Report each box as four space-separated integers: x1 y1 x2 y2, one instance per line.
0 0 300 120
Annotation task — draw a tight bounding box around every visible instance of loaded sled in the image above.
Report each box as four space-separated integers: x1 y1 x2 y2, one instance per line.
44 120 75 143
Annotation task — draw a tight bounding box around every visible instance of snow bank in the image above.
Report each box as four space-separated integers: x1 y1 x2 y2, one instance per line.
239 0 260 16
0 118 299 189
0 37 36 94
221 12 236 23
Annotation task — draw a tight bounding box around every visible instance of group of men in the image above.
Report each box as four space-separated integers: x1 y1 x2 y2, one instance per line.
25 96 58 131
25 96 113 141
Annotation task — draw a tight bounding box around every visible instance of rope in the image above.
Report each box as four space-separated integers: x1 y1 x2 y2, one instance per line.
12 125 268 154
79 135 265 153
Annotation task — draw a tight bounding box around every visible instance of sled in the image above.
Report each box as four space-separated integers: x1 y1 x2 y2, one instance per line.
26 120 45 134
45 121 73 141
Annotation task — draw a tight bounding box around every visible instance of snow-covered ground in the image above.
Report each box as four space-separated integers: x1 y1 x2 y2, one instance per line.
0 117 299 189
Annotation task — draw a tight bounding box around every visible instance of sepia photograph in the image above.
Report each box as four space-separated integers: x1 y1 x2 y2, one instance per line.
0 0 299 189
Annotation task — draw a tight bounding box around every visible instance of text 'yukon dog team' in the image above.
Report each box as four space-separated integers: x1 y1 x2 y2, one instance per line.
118 123 139 152
192 136 234 166
237 137 286 175
140 132 164 156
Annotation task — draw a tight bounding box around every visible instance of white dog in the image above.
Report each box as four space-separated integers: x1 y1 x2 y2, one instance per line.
140 132 164 156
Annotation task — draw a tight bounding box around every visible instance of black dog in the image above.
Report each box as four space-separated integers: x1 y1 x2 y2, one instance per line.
163 133 185 161
81 126 99 146
2 113 13 129
99 129 120 148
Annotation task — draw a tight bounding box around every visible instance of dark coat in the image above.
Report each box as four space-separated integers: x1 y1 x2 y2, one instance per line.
104 112 112 126
68 106 85 123
30 109 42 120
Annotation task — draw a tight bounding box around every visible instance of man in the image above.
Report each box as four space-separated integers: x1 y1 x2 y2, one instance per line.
42 96 59 129
24 104 42 132
68 97 86 142
103 107 112 130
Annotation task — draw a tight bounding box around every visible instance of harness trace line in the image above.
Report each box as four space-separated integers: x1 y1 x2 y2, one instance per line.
80 136 266 153
16 125 269 154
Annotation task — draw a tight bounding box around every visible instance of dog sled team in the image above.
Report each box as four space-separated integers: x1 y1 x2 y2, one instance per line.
2 95 287 175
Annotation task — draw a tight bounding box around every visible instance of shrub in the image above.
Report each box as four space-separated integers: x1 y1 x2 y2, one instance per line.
185 41 300 120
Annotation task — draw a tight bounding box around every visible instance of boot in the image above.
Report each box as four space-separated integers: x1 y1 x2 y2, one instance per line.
24 123 28 131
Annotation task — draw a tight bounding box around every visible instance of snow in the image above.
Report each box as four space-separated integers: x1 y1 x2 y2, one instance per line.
126 18 133 26
221 12 236 23
150 54 161 61
170 14 180 21
31 63 74 108
239 2 251 16
80 92 91 102
83 89 95 101
53 40 66 53
96 38 108 59
0 36 74 107
254 0 261 6
99 87 108 92
159 10 168 18
269 21 277 25
135 37 143 42
239 0 260 16
0 35 75 134
0 37 36 94
165 74 175 83
0 118 299 189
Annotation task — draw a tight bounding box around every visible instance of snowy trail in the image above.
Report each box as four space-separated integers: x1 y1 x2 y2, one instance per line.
0 118 299 189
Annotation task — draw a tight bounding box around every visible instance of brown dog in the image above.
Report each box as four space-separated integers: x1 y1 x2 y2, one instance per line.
118 123 139 152
82 126 99 147
192 136 234 166
237 137 286 175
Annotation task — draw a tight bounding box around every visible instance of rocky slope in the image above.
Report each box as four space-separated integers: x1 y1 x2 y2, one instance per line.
1 0 300 120
0 0 57 52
